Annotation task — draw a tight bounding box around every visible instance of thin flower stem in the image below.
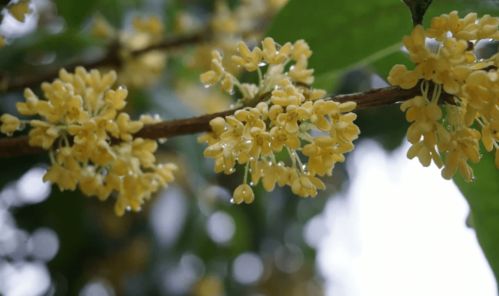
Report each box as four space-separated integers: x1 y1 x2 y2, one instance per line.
243 162 250 184
286 147 297 169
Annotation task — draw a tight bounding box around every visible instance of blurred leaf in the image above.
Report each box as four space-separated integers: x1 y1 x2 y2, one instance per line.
454 151 499 283
55 0 142 28
96 0 129 26
55 0 99 28
0 30 97 74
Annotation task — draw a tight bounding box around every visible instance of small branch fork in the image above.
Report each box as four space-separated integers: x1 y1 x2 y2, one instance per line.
0 85 420 158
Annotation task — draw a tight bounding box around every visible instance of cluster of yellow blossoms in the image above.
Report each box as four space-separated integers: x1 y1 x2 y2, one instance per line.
199 38 360 204
0 0 32 47
91 15 167 88
0 67 176 216
388 11 499 181
179 0 287 74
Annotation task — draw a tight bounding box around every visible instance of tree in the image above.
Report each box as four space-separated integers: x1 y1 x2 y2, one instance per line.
0 0 498 295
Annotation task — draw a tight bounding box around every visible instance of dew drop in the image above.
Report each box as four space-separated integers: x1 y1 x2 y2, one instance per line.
203 84 211 89
249 181 254 186
301 164 307 171
230 198 236 204
277 161 285 167
258 62 267 67
158 138 167 144
125 206 132 212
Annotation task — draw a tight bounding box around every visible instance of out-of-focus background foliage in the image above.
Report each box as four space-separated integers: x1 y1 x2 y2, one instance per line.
0 0 498 295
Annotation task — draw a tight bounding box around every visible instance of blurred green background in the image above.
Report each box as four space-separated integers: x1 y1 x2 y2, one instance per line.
0 0 498 295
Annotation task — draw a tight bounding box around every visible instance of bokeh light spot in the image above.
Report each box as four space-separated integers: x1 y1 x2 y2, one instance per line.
207 211 235 244
232 253 263 285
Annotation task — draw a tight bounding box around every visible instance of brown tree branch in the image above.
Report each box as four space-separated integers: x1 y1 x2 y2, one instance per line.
1 31 206 93
0 85 420 158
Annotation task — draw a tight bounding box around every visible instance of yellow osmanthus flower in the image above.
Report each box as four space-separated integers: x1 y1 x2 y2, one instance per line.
119 16 167 88
0 67 176 216
90 15 167 88
0 113 22 135
199 38 360 203
388 11 499 181
90 15 116 39
184 0 288 74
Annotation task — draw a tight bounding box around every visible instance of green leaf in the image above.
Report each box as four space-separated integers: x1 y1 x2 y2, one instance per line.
267 0 412 88
267 0 499 85
454 151 499 283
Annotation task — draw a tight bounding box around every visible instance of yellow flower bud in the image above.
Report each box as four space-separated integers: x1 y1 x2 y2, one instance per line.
232 184 254 204
0 114 22 135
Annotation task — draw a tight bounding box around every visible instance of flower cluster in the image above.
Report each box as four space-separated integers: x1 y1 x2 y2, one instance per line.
91 15 167 88
179 0 287 74
0 67 176 216
388 11 499 181
199 38 360 204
